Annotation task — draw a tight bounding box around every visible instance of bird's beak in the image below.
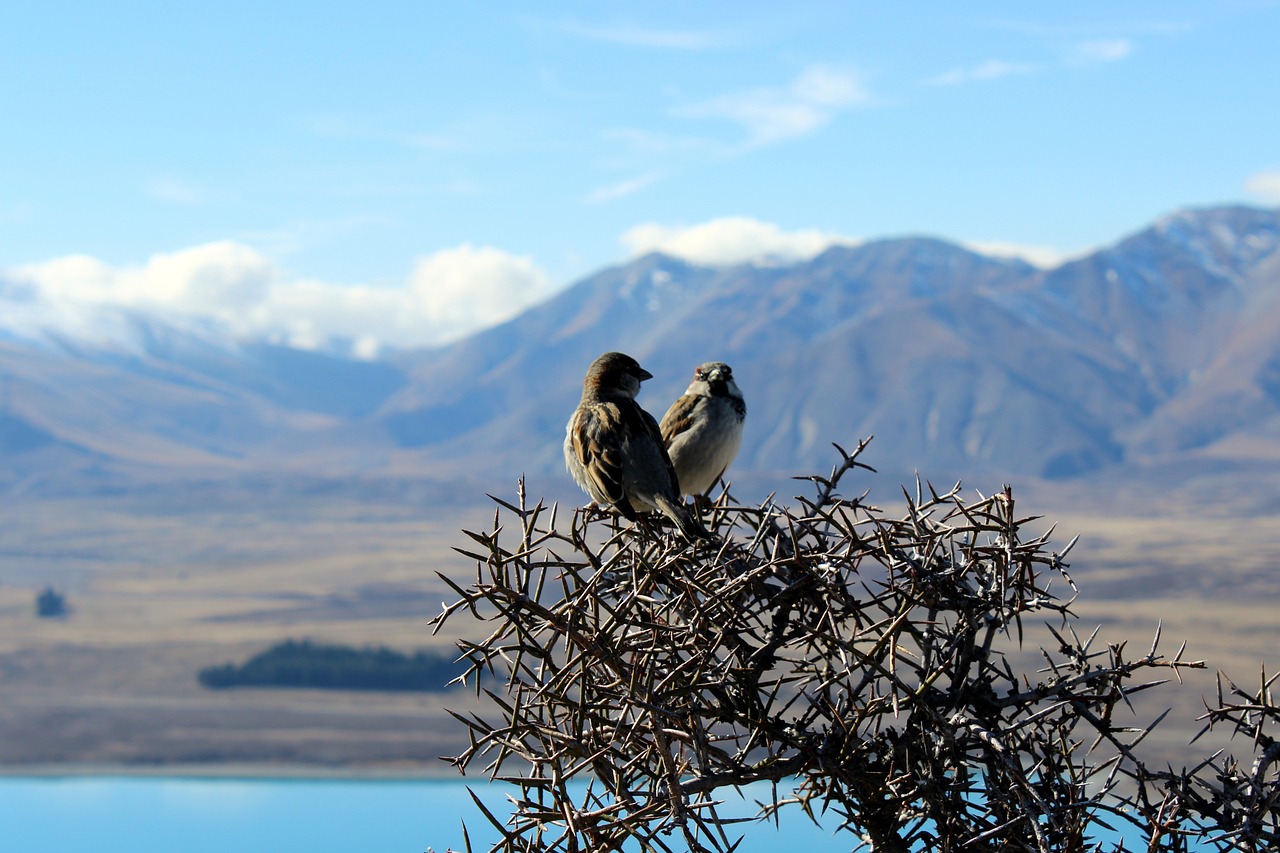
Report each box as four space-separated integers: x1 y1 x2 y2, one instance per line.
637 367 654 381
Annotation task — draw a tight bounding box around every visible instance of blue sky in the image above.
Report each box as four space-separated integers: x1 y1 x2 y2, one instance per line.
2 1 1278 353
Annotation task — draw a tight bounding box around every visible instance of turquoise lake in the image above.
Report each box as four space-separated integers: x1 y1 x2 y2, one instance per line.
0 776 859 853
0 776 1184 851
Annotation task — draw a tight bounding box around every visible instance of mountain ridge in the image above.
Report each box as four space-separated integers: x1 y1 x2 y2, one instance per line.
2 204 1279 503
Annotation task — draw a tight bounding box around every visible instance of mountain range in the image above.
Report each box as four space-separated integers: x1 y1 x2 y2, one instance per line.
3 205 1280 507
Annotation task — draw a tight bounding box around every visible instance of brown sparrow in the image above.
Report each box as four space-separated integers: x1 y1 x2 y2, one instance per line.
659 362 746 498
564 352 711 540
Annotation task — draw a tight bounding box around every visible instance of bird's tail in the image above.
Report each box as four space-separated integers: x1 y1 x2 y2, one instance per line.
654 495 714 541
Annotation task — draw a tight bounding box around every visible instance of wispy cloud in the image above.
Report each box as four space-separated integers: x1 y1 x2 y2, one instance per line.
929 31 1137 87
585 172 663 204
678 66 870 147
1069 38 1133 64
989 19 1195 37
1244 170 1280 203
622 216 859 266
926 59 1039 87
560 21 734 50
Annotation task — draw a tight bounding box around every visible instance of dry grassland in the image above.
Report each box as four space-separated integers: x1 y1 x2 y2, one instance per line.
0 493 494 774
0 484 1276 776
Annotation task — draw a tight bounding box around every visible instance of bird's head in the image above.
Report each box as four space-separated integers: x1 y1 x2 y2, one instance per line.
693 362 741 399
586 351 653 399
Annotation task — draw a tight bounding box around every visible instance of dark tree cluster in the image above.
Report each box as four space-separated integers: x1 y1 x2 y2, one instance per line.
198 638 464 692
35 585 69 618
433 439 1280 853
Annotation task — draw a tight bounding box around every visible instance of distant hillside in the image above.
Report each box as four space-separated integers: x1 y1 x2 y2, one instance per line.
1 205 1278 502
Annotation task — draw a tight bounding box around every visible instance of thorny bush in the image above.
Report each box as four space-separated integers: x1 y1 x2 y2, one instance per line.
432 439 1280 852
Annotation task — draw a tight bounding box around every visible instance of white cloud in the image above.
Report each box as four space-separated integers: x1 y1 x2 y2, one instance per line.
679 66 870 146
1244 170 1280 203
9 241 556 354
622 216 859 266
253 278 405 352
406 244 554 338
926 59 1038 86
18 242 273 318
18 254 116 303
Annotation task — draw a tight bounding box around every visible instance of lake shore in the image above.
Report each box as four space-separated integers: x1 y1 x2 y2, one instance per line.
0 761 461 779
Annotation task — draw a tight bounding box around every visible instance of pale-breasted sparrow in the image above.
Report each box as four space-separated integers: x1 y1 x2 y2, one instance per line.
659 362 746 498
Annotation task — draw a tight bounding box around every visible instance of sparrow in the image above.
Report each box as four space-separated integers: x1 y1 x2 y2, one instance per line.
659 362 746 498
565 352 711 540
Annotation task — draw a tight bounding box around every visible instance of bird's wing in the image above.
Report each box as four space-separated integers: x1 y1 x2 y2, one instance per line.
638 404 685 496
659 393 699 445
568 403 630 510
